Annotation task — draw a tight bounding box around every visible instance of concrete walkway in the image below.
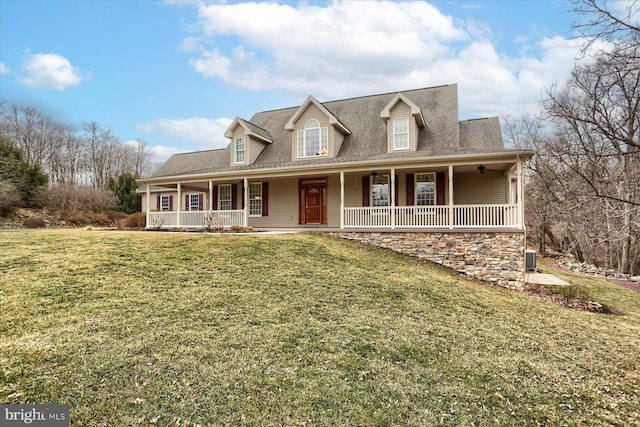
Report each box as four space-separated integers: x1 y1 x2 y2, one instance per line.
525 272 571 286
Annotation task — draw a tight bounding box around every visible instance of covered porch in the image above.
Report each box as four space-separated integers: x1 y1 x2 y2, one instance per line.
142 158 525 231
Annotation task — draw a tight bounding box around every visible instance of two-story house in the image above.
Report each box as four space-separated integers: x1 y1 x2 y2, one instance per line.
139 84 533 287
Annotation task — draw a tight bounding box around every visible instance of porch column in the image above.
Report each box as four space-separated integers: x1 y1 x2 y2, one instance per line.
177 183 182 228
146 185 151 229
517 160 523 228
243 178 249 227
340 171 345 229
448 165 454 229
209 180 213 210
390 168 396 229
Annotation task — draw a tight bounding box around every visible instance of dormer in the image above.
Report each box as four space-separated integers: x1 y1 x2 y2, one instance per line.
380 93 425 153
285 95 350 161
224 117 272 166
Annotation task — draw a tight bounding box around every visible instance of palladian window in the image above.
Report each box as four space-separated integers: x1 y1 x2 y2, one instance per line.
298 119 328 157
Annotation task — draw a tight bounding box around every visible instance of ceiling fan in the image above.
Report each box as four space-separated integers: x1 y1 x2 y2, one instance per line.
477 165 500 174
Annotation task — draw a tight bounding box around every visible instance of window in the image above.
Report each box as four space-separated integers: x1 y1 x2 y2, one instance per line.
371 175 390 206
189 194 200 211
249 183 262 216
219 184 231 210
297 119 328 158
235 137 245 164
160 195 170 211
416 173 435 205
393 118 409 150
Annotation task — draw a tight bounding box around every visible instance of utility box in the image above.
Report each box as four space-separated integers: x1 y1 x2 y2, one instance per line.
525 250 537 272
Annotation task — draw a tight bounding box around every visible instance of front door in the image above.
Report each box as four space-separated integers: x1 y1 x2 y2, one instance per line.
304 186 322 224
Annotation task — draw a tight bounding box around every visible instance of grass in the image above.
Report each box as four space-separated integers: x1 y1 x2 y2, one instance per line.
0 229 639 426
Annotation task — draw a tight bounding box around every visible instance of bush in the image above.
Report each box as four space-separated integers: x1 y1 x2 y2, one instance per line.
107 210 127 224
46 184 118 216
125 211 146 228
24 217 46 228
0 180 24 217
66 211 112 226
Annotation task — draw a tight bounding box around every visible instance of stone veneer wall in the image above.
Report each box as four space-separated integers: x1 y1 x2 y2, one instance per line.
328 231 526 289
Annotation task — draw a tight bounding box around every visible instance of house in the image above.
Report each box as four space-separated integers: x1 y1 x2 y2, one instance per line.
138 84 533 287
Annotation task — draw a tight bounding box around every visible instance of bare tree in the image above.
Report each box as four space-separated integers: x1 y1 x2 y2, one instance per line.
571 0 640 50
542 43 640 273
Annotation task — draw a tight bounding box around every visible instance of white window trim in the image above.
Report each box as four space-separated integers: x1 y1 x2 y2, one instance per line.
297 119 328 158
189 194 200 211
393 117 410 151
249 182 262 217
160 195 170 211
415 173 436 206
218 184 232 211
234 137 245 164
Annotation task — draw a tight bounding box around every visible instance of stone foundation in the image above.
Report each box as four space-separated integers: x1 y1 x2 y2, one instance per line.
328 231 526 289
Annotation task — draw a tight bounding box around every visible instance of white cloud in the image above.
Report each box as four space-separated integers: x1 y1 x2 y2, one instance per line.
148 144 187 163
0 62 10 74
19 53 91 90
136 117 233 151
178 0 595 119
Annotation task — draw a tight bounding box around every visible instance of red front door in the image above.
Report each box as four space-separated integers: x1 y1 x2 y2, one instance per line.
304 186 322 224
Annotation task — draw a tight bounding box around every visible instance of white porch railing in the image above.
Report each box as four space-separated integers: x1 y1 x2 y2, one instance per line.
146 210 245 229
344 204 519 228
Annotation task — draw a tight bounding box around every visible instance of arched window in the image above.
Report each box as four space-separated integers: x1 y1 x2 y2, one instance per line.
297 119 328 157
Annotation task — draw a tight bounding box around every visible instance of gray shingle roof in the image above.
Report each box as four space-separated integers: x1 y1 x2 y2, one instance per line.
149 84 512 178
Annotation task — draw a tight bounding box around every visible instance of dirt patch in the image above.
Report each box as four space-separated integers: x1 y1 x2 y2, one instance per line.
520 283 622 315
608 279 640 293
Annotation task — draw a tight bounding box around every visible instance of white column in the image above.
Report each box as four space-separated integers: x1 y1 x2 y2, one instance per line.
145 184 151 229
209 180 213 211
340 171 345 230
243 178 249 227
177 183 182 228
517 160 524 228
390 168 396 229
448 165 454 229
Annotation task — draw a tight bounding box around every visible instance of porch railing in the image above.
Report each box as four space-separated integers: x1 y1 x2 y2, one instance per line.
344 204 519 228
146 210 245 229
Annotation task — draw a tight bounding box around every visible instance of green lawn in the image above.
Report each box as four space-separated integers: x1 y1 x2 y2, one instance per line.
1 229 638 426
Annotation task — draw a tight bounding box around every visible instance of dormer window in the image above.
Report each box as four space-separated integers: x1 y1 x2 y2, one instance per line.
393 118 409 150
234 137 245 164
297 119 328 158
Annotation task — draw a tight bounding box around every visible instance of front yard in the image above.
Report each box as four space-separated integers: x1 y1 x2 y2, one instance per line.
0 229 638 425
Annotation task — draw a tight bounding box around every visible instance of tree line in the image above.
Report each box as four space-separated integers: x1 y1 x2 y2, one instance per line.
0 100 157 217
505 0 640 274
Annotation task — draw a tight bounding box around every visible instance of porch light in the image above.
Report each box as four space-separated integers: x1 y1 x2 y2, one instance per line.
370 171 378 177
478 165 486 174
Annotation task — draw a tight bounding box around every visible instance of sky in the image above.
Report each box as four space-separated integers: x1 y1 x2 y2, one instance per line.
0 0 594 163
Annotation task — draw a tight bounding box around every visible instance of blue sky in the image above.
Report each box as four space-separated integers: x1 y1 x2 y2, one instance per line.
1 0 587 163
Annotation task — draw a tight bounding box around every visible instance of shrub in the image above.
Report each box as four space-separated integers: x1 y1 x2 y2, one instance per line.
125 211 146 228
66 211 112 226
107 210 127 224
0 180 24 217
46 184 118 216
24 217 46 228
